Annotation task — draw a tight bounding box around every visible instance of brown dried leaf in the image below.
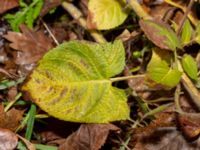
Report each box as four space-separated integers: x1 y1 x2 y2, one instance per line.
177 115 200 140
3 24 53 65
0 128 18 150
134 127 200 150
0 0 19 14
0 105 24 131
59 124 119 150
40 0 61 17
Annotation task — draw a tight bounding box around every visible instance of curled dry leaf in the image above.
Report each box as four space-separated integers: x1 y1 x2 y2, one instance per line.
0 128 18 150
59 124 119 150
0 0 19 14
0 105 24 131
3 24 53 65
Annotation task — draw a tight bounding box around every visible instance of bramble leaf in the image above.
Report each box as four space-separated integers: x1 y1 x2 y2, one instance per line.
181 19 193 46
147 49 182 88
182 54 198 81
22 40 130 123
140 20 181 51
4 0 43 32
87 0 128 30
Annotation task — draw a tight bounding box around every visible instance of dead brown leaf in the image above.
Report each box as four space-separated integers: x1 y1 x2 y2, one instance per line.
0 105 24 131
3 24 53 65
177 115 200 140
40 0 61 17
0 0 19 14
59 124 119 150
134 127 200 150
0 128 18 150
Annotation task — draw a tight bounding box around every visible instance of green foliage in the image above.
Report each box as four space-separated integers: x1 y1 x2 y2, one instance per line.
4 0 43 32
195 22 200 44
181 19 193 46
140 20 181 51
88 0 128 30
182 54 198 81
22 40 130 123
147 49 182 88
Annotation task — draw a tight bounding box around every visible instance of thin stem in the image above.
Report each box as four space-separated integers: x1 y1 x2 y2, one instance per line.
181 73 200 110
4 93 22 112
174 84 182 112
110 74 145 82
177 0 195 35
165 0 198 26
127 0 152 19
61 2 106 43
40 18 59 46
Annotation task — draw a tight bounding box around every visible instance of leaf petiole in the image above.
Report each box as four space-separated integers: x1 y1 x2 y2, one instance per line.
110 74 145 83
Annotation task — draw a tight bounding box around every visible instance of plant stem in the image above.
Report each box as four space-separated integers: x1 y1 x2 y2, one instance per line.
110 74 145 82
165 0 198 26
61 2 106 43
127 0 152 19
176 0 195 35
181 73 200 110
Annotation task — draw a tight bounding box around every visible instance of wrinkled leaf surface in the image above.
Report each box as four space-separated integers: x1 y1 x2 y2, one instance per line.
22 40 129 123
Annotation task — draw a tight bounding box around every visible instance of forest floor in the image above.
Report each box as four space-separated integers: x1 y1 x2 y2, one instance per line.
0 0 200 150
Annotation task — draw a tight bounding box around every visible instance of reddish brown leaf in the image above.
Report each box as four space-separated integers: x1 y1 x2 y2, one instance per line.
0 128 18 150
0 0 19 14
59 124 119 150
40 0 61 17
3 24 53 65
0 105 24 131
139 19 179 50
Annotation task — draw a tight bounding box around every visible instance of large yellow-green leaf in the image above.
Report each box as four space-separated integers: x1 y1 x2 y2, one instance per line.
147 49 182 88
22 40 129 123
195 22 200 44
87 0 128 30
181 19 193 46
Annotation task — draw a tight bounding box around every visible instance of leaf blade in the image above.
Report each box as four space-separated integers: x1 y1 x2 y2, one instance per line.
87 0 128 30
22 41 129 123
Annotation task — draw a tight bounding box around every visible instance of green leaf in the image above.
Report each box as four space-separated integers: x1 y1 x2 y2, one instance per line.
4 0 43 31
182 54 198 81
22 40 129 123
147 49 182 88
87 0 128 30
195 22 200 44
140 20 181 51
181 19 193 46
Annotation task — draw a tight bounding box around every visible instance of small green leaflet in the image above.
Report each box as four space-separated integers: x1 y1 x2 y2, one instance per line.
195 22 200 44
182 54 198 81
87 0 128 30
140 19 181 51
4 0 43 32
147 48 182 88
22 40 130 123
181 19 193 46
